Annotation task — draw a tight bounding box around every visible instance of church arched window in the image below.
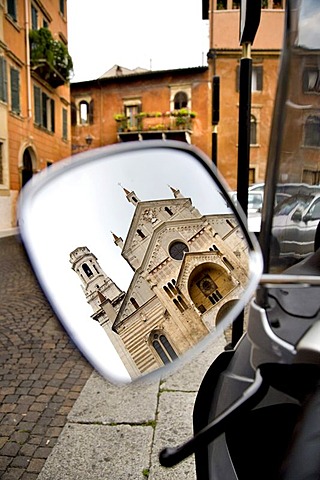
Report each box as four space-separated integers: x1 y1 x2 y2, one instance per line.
165 206 173 216
82 263 93 278
137 229 146 239
151 332 178 364
130 297 139 309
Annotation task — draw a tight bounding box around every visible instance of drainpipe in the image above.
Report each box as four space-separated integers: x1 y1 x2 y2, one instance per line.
25 0 32 119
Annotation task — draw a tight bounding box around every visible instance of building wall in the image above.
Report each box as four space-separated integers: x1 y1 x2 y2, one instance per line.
208 2 286 189
71 68 211 159
1 0 72 228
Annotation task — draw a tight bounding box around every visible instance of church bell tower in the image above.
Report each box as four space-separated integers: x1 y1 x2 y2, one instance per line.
69 246 124 315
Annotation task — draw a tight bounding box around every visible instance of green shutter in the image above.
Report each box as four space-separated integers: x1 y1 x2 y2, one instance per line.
51 99 55 132
0 57 8 103
10 68 20 114
89 100 94 124
34 85 41 124
62 108 68 139
42 92 48 128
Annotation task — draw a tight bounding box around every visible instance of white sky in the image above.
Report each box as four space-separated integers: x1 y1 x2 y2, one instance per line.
67 0 209 83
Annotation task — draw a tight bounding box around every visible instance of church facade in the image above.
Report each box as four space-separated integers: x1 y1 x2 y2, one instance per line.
70 187 250 379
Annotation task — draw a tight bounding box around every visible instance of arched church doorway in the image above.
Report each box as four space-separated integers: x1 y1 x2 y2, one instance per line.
215 299 238 325
188 262 232 314
21 148 35 187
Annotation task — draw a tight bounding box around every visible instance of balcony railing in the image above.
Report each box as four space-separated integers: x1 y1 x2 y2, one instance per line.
114 109 197 133
29 28 73 88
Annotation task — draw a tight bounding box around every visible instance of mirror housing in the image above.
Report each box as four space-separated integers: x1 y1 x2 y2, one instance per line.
18 141 263 384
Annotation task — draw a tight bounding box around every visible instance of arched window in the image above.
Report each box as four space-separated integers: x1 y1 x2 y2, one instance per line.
82 263 93 278
130 297 139 309
304 116 320 147
174 91 188 110
137 229 146 239
79 101 89 124
151 332 178 364
163 285 173 298
250 115 257 145
165 206 173 216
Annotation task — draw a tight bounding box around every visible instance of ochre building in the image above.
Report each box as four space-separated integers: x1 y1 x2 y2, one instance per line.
0 0 72 229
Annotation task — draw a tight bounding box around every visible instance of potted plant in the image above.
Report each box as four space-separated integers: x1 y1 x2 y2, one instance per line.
29 28 73 87
114 113 128 131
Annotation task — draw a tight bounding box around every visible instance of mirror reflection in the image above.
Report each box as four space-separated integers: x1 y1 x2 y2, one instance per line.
21 147 252 383
268 1 320 272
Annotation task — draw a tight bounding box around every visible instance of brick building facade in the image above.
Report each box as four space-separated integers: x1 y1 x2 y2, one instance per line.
205 0 286 188
71 65 211 159
0 0 72 229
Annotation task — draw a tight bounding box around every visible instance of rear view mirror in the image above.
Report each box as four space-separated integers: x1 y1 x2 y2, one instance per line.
18 141 262 384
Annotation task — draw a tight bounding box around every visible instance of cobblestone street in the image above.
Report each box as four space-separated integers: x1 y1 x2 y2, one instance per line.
0 235 92 479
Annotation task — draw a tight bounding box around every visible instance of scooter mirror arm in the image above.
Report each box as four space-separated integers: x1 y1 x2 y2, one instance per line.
259 274 320 287
159 368 268 468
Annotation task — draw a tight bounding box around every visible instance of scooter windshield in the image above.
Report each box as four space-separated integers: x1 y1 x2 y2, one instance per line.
259 0 320 274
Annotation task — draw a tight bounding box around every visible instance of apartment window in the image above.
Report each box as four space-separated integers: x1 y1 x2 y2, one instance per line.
237 65 263 92
7 0 17 21
303 68 320 93
79 100 89 124
250 115 257 145
249 168 256 184
125 104 141 129
43 18 49 28
34 85 55 132
216 0 227 9
59 0 65 16
31 5 38 30
62 108 68 140
10 67 20 114
304 115 320 147
0 57 8 103
174 91 188 110
232 0 240 8
170 85 191 111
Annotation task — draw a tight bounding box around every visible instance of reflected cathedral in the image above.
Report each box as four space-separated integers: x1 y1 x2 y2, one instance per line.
69 186 249 379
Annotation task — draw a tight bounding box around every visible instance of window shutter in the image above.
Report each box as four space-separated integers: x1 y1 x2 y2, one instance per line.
10 68 20 114
34 85 41 124
51 99 55 132
42 92 48 128
62 108 68 139
256 66 263 91
88 99 94 124
0 57 8 102
71 102 77 126
236 65 240 92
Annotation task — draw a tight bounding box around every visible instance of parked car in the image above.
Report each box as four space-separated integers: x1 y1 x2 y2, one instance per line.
271 192 320 262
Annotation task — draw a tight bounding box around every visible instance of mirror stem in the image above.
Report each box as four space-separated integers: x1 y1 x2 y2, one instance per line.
159 368 267 468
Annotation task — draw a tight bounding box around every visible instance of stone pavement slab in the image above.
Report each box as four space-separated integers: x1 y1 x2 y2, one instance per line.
38 337 226 479
0 235 92 480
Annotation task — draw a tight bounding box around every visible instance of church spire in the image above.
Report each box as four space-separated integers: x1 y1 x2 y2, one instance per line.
169 185 184 199
121 185 140 206
112 232 124 249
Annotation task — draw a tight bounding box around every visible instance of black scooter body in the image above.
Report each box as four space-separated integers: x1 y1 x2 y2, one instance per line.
193 249 320 479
